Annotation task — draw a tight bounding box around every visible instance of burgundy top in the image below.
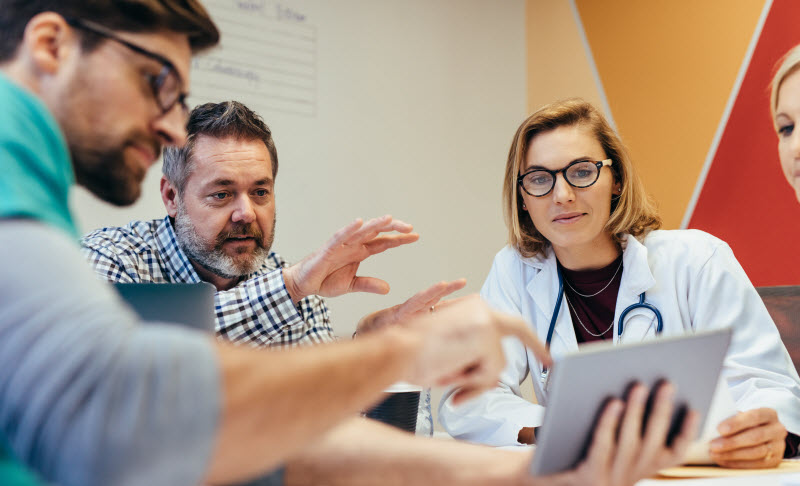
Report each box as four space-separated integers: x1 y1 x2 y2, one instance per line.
559 254 623 343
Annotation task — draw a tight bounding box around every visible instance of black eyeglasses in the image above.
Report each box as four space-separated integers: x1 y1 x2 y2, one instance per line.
65 17 189 118
518 159 613 197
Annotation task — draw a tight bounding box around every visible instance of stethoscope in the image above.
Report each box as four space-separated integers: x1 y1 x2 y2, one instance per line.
539 267 664 386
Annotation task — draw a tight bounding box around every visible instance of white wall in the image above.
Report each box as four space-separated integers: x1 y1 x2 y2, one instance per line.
70 0 527 429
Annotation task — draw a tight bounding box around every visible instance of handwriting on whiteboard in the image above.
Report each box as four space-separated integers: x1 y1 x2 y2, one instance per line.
189 0 316 117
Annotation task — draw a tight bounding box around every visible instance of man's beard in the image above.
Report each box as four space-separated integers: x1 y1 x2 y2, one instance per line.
174 201 275 279
54 75 159 207
72 142 152 206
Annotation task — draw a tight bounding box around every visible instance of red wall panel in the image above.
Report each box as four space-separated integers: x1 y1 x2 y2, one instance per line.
688 0 800 285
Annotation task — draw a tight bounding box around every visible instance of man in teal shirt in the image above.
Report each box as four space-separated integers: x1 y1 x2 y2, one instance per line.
0 2 695 486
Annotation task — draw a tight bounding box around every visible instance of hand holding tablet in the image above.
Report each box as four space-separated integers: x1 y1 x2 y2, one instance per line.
537 382 700 486
530 329 732 477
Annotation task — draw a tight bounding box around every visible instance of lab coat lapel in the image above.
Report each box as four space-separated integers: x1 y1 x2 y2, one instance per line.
613 235 657 345
525 249 579 355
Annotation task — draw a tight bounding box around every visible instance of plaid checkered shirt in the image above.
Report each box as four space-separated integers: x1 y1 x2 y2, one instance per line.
80 216 336 348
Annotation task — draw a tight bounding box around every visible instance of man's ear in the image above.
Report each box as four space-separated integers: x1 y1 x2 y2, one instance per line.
23 12 79 77
161 176 180 217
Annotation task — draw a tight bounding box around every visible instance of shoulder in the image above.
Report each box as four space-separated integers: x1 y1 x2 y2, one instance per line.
641 229 727 256
494 244 537 265
0 220 108 286
81 219 161 252
489 245 525 273
491 244 548 272
639 229 732 272
485 245 542 286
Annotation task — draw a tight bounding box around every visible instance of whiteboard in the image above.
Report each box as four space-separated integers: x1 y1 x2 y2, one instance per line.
70 0 527 426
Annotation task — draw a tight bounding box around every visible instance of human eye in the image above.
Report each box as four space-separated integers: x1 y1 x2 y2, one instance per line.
569 162 596 180
209 192 230 202
253 188 271 198
778 123 794 138
528 173 552 186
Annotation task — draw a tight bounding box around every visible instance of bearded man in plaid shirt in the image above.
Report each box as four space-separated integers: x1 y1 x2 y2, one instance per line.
81 101 465 352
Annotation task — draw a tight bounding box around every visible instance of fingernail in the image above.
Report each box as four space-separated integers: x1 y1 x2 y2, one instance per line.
710 439 722 451
718 424 731 435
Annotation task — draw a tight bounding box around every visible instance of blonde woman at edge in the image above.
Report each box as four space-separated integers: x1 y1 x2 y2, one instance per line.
439 99 800 468
772 44 800 205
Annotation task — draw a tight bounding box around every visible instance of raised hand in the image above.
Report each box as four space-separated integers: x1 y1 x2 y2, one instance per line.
282 215 419 303
710 408 787 468
355 279 467 335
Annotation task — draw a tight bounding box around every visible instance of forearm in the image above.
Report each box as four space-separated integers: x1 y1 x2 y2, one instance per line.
1 223 220 486
204 328 419 484
283 417 532 486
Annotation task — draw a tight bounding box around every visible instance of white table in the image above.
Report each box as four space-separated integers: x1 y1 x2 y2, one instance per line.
638 473 800 485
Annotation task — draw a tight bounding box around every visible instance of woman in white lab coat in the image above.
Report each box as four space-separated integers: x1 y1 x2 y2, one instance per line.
438 99 800 468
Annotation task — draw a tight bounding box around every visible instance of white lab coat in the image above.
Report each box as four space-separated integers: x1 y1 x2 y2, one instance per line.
439 229 800 447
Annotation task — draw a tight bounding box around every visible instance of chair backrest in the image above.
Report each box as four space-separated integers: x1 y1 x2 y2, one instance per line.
757 286 800 375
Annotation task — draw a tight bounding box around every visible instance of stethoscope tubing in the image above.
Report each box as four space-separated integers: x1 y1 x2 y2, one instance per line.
539 269 664 384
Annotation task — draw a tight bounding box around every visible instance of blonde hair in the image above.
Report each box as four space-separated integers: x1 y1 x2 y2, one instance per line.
771 43 800 126
502 98 661 258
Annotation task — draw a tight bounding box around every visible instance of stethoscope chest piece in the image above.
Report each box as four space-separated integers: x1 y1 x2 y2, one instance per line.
538 268 664 386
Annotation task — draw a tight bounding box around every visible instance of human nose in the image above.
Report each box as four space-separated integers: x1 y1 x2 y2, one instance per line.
152 104 188 148
550 172 575 203
231 195 256 224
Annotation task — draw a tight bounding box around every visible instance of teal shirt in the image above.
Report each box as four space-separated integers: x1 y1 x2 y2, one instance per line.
0 72 78 238
0 72 70 484
0 442 41 486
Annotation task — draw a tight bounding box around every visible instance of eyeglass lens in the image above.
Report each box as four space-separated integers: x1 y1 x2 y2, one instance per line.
522 161 601 196
152 66 184 114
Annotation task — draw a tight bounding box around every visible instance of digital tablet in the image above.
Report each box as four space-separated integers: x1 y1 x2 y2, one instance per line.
114 282 216 332
529 328 732 476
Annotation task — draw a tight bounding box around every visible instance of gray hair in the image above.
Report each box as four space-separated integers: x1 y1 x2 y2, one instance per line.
162 101 278 193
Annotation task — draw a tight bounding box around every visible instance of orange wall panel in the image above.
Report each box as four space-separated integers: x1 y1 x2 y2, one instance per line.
526 0 603 113
574 0 763 228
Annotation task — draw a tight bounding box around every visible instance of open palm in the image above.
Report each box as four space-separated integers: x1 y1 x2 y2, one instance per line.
283 215 419 301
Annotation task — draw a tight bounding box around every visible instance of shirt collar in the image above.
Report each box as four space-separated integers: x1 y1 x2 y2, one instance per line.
519 233 655 294
155 215 279 283
154 215 202 283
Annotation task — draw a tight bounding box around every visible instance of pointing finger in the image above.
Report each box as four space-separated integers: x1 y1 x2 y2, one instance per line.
491 310 552 367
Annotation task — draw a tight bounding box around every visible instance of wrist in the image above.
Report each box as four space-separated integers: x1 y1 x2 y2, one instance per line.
282 266 305 303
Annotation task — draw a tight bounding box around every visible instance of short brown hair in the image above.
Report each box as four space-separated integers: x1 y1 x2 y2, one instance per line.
0 0 219 61
162 101 279 194
503 98 661 258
